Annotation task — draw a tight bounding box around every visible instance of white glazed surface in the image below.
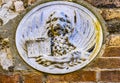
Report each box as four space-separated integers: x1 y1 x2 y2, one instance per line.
16 1 103 74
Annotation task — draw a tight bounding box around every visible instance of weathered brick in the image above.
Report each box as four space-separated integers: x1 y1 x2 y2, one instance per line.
107 18 120 33
23 73 43 83
46 71 96 83
0 0 2 6
28 0 36 5
88 58 120 69
103 47 120 57
106 34 120 46
14 1 25 13
101 9 120 20
101 71 120 82
0 74 21 83
86 0 120 8
22 0 38 7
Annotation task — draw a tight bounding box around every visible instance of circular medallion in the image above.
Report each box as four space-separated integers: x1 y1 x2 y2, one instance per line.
16 1 103 74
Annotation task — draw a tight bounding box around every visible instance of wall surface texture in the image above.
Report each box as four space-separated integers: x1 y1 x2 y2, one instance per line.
0 0 120 83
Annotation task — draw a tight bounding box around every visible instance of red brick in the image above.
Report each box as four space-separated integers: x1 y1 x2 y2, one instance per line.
88 58 120 69
101 71 120 82
46 71 96 83
23 73 43 83
103 47 120 57
0 74 20 83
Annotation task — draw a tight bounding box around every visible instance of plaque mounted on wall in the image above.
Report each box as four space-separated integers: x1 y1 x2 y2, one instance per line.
16 1 104 74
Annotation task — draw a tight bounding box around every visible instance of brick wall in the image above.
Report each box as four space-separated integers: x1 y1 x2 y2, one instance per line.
0 0 120 83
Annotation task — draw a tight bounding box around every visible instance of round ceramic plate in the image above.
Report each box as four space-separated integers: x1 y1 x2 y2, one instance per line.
16 1 103 74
